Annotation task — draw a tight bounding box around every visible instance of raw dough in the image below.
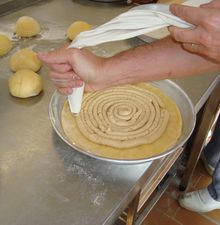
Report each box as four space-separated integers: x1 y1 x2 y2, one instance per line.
10 48 41 72
61 83 182 160
67 21 92 41
0 34 12 56
76 85 169 148
8 69 43 98
15 16 41 37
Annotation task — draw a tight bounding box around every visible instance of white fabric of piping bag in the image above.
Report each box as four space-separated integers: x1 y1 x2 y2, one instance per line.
70 0 210 48
67 0 210 114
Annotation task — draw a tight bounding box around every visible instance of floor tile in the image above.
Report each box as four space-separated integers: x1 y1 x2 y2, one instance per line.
141 155 219 225
143 208 182 225
194 161 212 185
195 174 212 190
156 192 180 218
206 209 220 223
175 208 217 225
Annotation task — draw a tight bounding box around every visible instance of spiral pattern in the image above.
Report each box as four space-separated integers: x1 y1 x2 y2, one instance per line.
76 85 169 148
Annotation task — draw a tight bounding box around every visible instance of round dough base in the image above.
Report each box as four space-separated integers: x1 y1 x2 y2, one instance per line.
10 48 41 72
67 21 92 41
16 16 41 37
61 83 182 160
0 34 12 56
8 69 43 98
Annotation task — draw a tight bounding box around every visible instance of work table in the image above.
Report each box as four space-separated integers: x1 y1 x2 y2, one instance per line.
0 1 219 225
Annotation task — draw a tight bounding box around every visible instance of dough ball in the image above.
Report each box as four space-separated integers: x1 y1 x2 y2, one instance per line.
10 48 41 72
15 16 41 37
8 69 43 98
67 21 92 41
0 34 12 56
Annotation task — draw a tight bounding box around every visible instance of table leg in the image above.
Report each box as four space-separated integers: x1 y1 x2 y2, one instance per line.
179 81 220 191
126 191 141 225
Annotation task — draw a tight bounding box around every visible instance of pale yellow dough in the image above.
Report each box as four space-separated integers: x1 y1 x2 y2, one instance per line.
76 85 170 148
61 83 182 160
10 48 41 72
0 34 12 56
67 21 92 41
16 16 41 37
8 69 43 98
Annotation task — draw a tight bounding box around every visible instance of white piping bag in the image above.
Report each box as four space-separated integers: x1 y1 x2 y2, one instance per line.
67 44 85 115
67 81 85 115
67 0 210 114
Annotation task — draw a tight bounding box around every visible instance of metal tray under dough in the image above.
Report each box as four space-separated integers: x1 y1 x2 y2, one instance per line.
49 80 196 164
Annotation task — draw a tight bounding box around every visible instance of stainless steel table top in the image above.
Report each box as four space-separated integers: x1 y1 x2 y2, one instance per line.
0 1 219 225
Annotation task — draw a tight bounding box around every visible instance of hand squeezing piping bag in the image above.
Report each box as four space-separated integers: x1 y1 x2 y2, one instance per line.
66 44 85 115
67 0 210 114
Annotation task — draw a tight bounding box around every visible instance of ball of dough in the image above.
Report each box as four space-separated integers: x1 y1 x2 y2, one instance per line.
67 21 92 41
15 16 41 37
8 69 43 98
0 34 12 56
10 48 41 72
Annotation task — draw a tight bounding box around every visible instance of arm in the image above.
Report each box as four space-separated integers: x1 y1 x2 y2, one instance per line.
38 36 220 94
105 0 220 87
38 0 220 94
102 36 220 88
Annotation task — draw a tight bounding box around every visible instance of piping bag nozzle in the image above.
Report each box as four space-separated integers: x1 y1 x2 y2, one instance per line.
68 83 85 115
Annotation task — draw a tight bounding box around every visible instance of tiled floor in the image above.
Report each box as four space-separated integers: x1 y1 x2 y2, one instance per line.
142 160 220 225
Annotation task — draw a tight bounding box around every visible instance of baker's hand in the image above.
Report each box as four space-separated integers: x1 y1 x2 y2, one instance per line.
38 47 106 95
169 0 220 63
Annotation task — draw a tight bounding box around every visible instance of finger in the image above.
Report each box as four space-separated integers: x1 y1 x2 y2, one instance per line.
182 43 214 58
53 79 84 88
47 63 72 73
170 4 209 26
51 75 81 81
57 80 85 95
169 26 211 47
57 87 73 95
182 43 201 54
37 48 73 64
51 76 81 86
169 26 199 44
183 43 220 62
53 80 75 88
49 70 79 80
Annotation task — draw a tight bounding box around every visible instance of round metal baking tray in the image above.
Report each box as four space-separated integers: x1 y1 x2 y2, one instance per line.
49 80 196 164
